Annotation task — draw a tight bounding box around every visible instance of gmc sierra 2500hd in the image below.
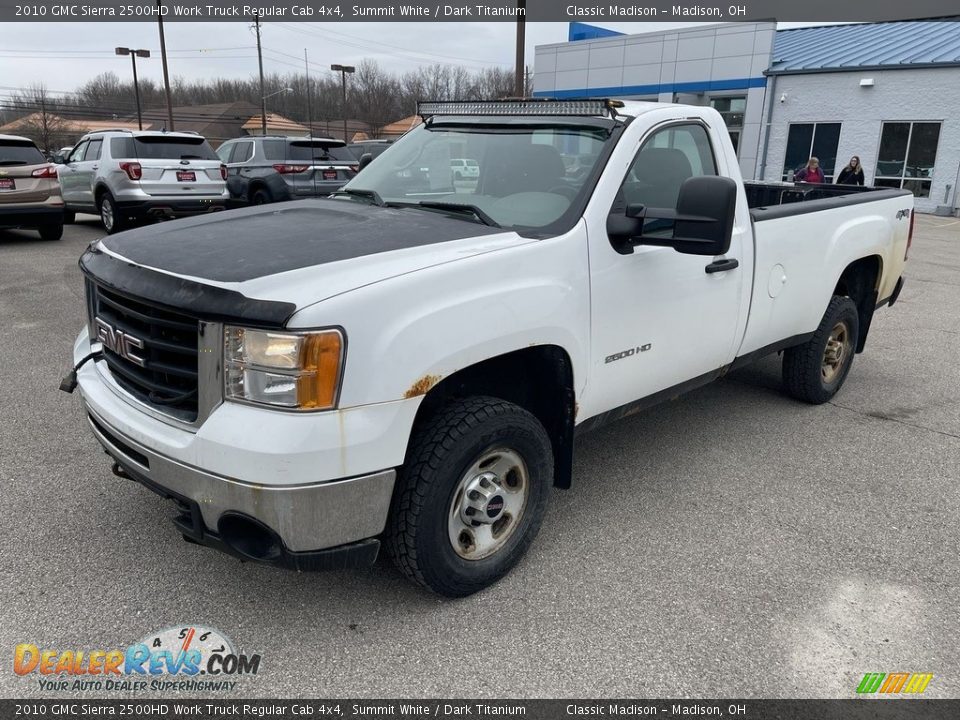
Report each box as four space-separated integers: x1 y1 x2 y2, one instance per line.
66 99 911 596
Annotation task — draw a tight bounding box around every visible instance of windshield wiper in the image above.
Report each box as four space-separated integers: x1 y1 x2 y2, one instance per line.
332 188 387 207
416 201 501 228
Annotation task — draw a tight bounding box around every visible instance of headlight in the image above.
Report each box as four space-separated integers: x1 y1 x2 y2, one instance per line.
223 327 343 410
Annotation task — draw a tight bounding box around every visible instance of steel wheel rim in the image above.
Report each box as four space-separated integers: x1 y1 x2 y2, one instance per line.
448 448 529 561
822 321 851 384
101 199 114 231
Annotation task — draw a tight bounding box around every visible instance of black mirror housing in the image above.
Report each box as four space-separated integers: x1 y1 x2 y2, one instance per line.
358 153 373 171
608 175 738 256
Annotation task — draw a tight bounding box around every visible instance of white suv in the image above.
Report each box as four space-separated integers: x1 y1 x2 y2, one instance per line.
58 130 228 233
450 158 480 181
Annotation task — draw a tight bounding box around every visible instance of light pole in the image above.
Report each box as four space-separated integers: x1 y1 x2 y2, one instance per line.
156 1 174 130
330 64 355 143
116 47 150 130
260 87 293 134
515 0 526 96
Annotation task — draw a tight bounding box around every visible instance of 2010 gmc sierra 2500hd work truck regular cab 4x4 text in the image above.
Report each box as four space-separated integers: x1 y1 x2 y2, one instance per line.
66 99 911 597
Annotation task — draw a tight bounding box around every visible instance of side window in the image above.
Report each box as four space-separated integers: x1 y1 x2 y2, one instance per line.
618 123 717 212
216 142 233 163
233 141 254 163
84 139 103 161
111 137 134 158
67 142 87 164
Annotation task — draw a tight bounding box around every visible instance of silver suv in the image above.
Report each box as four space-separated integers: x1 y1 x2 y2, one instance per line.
58 130 228 233
217 135 358 205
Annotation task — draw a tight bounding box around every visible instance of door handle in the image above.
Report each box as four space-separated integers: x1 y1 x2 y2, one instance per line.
91 165 98 170
705 258 739 274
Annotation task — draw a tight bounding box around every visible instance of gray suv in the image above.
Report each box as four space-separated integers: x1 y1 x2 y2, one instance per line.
217 136 358 205
58 130 228 233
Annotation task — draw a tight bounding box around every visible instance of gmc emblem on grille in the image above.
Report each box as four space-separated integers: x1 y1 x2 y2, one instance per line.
95 317 146 367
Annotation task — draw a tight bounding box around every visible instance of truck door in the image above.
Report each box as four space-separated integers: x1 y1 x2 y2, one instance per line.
585 120 747 415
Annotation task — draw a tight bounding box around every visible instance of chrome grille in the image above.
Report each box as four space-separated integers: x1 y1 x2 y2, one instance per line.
88 283 199 421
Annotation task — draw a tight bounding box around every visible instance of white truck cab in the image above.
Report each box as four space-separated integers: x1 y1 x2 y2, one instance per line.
67 99 911 596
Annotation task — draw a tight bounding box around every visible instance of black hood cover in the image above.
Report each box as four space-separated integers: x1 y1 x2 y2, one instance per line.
100 198 504 283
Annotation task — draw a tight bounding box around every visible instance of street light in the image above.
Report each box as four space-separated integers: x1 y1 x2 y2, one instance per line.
330 64 355 143
116 47 151 130
260 87 293 135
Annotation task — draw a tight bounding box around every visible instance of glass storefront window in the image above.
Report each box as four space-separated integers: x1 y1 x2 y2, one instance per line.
876 121 941 198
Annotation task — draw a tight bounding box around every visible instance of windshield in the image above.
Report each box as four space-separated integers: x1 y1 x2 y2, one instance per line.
341 123 611 230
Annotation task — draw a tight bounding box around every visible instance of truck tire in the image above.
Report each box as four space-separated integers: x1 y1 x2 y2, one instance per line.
782 295 859 404
387 396 552 597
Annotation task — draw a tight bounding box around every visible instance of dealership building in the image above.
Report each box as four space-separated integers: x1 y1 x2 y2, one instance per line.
533 19 960 214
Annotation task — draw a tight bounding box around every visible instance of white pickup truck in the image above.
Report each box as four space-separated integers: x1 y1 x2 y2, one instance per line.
66 99 911 596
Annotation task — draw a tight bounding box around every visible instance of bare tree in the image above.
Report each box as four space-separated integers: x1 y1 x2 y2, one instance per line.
349 60 402 137
9 84 72 151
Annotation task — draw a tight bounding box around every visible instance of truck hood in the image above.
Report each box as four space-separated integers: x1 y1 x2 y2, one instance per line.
89 199 530 325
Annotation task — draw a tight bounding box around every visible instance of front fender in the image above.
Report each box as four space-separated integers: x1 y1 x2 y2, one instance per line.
288 225 591 409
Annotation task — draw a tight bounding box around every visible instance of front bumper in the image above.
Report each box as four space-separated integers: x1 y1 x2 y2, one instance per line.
73 326 412 569
86 405 391 569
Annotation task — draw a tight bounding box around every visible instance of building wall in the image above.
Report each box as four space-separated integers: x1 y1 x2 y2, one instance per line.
534 22 775 179
758 67 960 213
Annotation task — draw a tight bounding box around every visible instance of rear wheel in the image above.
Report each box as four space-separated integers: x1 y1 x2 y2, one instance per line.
387 396 552 597
251 187 272 205
98 193 126 234
38 222 63 241
782 295 859 404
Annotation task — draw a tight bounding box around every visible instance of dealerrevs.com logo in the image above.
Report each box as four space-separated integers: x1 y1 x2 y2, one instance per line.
14 626 261 692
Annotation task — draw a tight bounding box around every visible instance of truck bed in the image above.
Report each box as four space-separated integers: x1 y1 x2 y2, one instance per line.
737 186 912 360
744 180 881 210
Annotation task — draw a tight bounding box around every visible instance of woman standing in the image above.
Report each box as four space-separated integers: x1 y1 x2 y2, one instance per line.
836 156 865 186
795 157 825 183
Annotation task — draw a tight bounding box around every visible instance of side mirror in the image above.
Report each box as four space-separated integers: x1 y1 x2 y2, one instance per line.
358 153 373 171
607 175 738 256
52 154 65 165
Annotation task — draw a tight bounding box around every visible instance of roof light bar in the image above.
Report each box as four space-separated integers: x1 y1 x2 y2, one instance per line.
418 99 620 119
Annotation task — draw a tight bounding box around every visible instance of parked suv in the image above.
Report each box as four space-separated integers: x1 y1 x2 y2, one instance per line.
0 134 64 240
217 135 358 204
450 158 480 181
58 130 228 233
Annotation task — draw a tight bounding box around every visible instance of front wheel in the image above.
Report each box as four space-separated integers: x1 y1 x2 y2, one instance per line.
782 295 859 404
387 396 553 597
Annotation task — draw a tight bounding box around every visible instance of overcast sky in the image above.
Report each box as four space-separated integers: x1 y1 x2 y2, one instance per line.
0 21 823 98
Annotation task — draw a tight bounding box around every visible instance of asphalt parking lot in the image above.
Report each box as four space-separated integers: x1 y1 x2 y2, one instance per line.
1 213 958 699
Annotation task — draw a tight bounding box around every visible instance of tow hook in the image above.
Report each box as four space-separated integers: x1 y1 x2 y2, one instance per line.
111 461 131 480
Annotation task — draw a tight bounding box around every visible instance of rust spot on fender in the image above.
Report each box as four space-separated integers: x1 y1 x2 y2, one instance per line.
404 374 442 399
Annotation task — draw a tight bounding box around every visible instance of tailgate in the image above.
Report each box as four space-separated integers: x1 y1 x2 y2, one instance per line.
127 136 224 197
0 140 53 203
139 161 224 196
0 166 53 203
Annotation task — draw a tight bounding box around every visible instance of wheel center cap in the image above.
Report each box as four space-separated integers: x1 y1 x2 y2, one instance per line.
460 472 507 525
486 495 505 519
